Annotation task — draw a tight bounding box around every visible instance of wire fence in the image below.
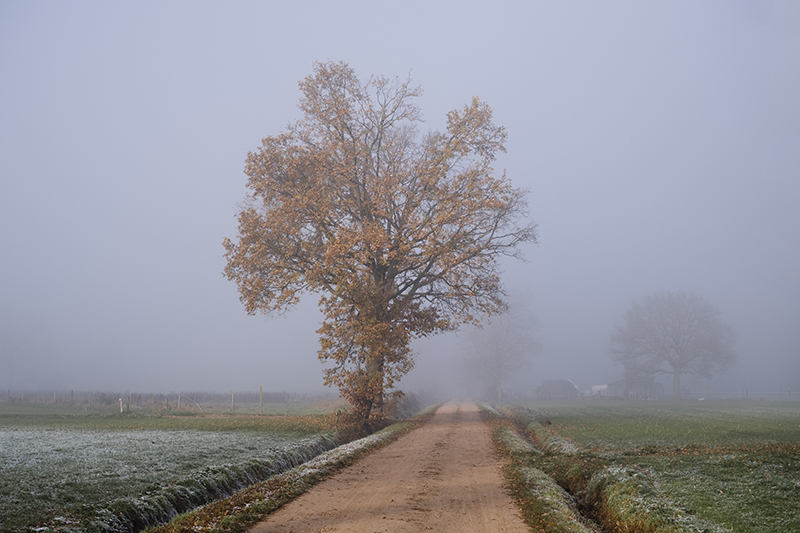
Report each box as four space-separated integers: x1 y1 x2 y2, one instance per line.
502 388 799 402
0 389 340 413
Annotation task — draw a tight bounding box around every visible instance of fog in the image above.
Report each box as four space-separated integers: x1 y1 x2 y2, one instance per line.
1 2 798 398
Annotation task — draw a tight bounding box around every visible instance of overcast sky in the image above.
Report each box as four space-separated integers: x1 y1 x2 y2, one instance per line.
1 1 798 397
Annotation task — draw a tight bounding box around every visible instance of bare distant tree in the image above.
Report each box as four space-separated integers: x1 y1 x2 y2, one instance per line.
462 293 541 402
608 290 736 399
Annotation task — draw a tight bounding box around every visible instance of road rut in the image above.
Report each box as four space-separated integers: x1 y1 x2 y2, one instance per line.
247 401 528 532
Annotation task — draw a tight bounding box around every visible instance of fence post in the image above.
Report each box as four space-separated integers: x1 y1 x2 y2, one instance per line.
260 385 263 414
178 392 181 410
231 392 235 413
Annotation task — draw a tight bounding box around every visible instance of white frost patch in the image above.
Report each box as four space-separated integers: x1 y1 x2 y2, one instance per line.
0 427 317 531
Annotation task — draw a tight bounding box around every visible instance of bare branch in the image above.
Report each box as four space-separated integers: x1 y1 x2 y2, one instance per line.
608 290 736 399
224 61 537 429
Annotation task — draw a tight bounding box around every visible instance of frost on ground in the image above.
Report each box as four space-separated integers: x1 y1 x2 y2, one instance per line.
494 422 600 533
587 464 733 533
0 428 334 532
519 467 600 533
492 405 744 533
637 449 800 533
497 405 582 455
505 401 800 533
496 424 541 455
146 414 426 533
83 435 338 533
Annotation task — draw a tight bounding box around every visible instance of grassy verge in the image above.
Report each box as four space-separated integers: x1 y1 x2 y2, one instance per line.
489 405 735 533
514 401 800 533
146 404 438 533
489 415 601 533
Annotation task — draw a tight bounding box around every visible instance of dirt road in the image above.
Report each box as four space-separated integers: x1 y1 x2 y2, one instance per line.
248 401 529 533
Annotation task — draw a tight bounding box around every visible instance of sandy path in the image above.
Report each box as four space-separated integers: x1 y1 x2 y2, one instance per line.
248 401 529 533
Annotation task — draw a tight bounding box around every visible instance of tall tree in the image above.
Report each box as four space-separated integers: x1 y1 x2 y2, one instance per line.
223 61 537 430
608 290 736 399
462 291 541 402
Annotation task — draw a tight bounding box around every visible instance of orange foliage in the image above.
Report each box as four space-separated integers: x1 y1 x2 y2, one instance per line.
223 61 537 428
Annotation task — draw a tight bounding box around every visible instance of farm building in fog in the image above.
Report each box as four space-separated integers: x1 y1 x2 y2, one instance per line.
536 379 581 400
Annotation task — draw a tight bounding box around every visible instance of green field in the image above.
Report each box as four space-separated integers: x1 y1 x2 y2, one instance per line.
0 401 340 532
512 400 800 533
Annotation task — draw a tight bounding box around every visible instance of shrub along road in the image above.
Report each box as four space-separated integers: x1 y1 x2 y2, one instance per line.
247 402 528 533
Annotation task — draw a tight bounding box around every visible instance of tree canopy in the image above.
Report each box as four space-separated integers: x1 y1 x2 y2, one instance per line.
608 290 736 399
223 61 537 428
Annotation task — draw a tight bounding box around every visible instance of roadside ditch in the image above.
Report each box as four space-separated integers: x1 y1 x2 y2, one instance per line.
488 404 732 533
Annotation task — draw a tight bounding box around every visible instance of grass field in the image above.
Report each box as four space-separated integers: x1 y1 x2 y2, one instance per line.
5 400 797 533
511 400 800 533
0 401 340 532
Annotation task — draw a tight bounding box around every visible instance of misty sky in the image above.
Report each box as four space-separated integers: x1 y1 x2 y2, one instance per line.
1 1 798 396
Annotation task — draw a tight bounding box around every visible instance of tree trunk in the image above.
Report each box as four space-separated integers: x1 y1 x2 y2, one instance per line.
353 353 384 432
672 371 681 400
352 399 374 435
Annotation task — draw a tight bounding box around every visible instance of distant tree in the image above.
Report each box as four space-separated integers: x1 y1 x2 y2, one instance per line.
223 61 537 431
608 290 736 399
462 292 541 402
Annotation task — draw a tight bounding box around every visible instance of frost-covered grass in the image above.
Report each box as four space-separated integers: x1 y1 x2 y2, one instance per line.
491 418 601 533
0 405 337 532
585 464 731 533
149 405 438 533
514 400 800 450
499 405 582 455
82 434 338 533
504 400 800 533
635 445 800 532
517 466 600 533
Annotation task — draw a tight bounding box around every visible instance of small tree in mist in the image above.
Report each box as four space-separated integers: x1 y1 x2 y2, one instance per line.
608 290 736 399
462 292 541 402
223 61 537 432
